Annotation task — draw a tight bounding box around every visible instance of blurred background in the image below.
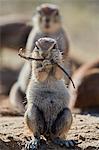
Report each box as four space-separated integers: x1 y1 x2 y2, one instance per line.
0 0 99 95
0 0 99 107
0 0 99 69
0 0 99 66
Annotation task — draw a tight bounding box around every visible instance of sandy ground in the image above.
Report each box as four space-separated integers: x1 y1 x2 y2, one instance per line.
0 97 99 150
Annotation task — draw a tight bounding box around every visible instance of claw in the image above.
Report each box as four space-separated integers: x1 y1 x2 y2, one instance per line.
63 140 77 148
53 138 78 148
25 138 40 150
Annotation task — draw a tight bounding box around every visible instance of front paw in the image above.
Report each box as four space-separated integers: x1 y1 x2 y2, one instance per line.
37 66 44 72
36 63 45 72
53 138 78 148
52 52 62 63
36 60 51 72
25 138 47 150
25 138 40 150
43 60 52 69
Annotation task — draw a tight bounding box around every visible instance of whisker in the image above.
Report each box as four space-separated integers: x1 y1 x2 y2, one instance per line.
55 62 75 89
18 48 45 61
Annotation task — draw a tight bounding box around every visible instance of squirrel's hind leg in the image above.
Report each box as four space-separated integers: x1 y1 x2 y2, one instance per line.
25 105 46 149
51 107 77 148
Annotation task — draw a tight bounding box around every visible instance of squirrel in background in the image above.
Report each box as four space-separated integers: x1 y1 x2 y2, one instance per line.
10 3 71 115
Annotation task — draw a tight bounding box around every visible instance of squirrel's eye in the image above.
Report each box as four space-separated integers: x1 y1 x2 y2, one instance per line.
61 52 64 55
53 44 56 49
35 45 39 50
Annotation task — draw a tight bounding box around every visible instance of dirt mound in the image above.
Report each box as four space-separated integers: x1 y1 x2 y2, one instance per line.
0 96 99 150
0 115 99 150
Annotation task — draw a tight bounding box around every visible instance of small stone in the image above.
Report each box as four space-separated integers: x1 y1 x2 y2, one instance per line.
78 135 85 141
74 134 78 137
7 135 14 140
96 126 99 129
80 119 83 122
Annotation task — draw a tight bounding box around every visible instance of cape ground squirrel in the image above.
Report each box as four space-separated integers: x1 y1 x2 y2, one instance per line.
10 3 70 114
24 37 76 149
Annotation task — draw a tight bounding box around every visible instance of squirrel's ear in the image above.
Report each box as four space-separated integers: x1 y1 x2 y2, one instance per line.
36 6 41 14
53 42 59 49
53 43 57 49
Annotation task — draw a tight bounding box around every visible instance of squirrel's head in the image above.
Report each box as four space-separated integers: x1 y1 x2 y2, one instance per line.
31 37 63 82
32 37 62 61
18 38 75 86
36 4 61 33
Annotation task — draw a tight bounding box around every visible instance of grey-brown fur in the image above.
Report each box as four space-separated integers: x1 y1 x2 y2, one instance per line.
25 4 69 61
25 38 73 148
10 4 70 114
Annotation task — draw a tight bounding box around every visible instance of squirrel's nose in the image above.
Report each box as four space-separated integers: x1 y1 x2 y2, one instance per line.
45 18 50 23
41 52 48 58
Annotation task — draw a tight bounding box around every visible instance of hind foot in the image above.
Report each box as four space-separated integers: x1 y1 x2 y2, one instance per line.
25 138 40 150
25 138 47 150
53 137 78 148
